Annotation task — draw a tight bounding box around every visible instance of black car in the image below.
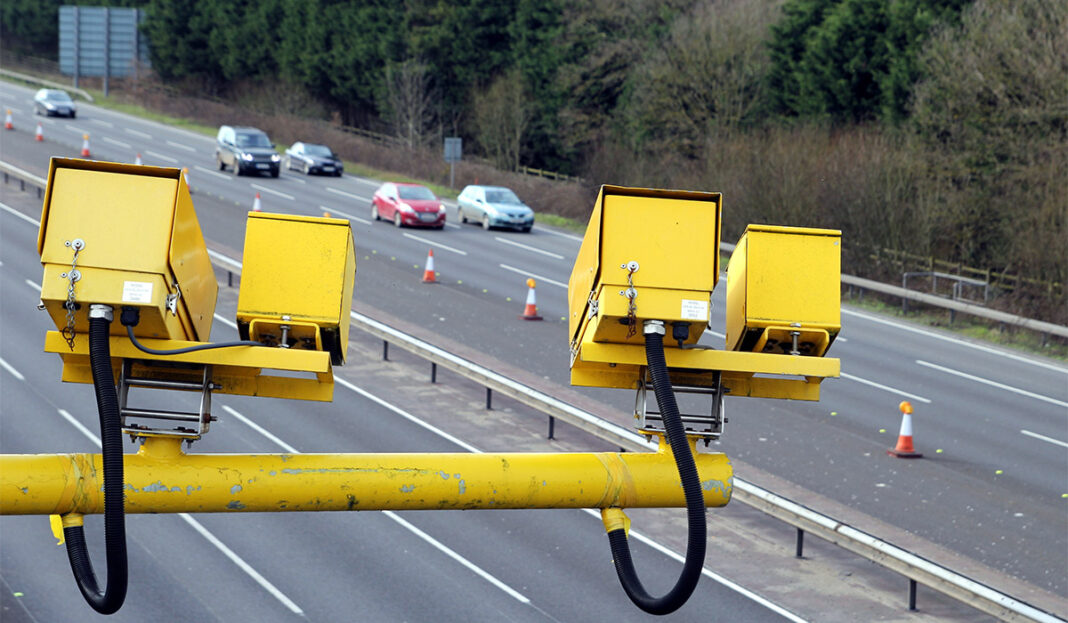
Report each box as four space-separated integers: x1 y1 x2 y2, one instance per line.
215 125 280 177
284 142 343 176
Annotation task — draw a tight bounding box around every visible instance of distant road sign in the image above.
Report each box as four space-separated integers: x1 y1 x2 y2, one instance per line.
444 137 462 163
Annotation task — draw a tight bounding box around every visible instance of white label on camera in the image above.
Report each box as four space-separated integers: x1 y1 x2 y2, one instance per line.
122 281 153 304
680 299 708 321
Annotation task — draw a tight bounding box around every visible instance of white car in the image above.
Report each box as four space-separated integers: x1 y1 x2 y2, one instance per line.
456 185 535 232
33 89 77 118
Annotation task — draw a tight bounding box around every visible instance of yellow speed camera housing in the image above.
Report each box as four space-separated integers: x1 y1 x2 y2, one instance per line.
237 212 356 366
37 157 216 341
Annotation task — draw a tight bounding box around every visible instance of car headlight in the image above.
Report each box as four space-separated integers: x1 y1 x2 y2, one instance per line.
242 153 254 161
45 103 55 109
270 154 281 162
399 203 413 213
438 204 446 214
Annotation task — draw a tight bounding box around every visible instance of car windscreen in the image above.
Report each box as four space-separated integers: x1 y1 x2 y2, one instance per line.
305 144 333 157
237 133 272 148
46 91 73 102
398 186 435 200
486 189 521 204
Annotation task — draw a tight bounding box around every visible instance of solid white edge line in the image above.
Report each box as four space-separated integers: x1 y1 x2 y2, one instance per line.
54 406 304 614
0 201 41 226
842 308 1067 374
0 357 25 381
193 165 231 181
498 264 567 289
250 184 295 201
840 372 932 404
221 405 299 454
322 205 370 225
177 514 305 615
25 279 41 292
144 150 177 163
326 186 364 200
916 360 1068 409
383 511 531 604
493 236 565 260
402 232 468 256
1020 429 1068 449
578 510 809 623
532 226 583 242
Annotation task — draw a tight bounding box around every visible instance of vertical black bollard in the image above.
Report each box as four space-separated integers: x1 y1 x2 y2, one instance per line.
548 416 555 439
795 528 804 558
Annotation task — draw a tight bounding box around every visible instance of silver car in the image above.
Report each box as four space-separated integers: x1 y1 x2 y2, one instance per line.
456 185 534 232
34 89 77 118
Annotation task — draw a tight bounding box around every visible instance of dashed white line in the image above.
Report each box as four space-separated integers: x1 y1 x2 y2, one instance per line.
327 186 364 201
64 124 87 134
1020 429 1068 449
840 372 932 404
498 264 568 288
91 119 114 128
0 357 25 381
165 139 196 152
348 177 380 188
916 360 1067 408
221 405 298 453
54 405 304 615
403 232 467 256
103 137 132 149
124 128 152 139
144 150 177 163
494 236 564 259
24 279 40 292
320 206 370 225
194 164 231 181
250 184 294 201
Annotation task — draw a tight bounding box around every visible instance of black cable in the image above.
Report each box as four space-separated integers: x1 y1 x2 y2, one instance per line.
125 323 261 355
63 311 128 614
606 326 706 616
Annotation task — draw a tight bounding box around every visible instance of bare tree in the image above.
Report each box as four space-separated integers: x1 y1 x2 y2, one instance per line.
384 60 436 148
474 70 530 170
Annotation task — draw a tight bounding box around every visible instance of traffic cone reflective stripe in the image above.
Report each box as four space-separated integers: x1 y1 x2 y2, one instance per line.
421 249 436 283
35 123 43 141
888 401 922 458
252 192 262 212
135 153 142 165
520 278 542 320
4 109 13 130
80 134 90 157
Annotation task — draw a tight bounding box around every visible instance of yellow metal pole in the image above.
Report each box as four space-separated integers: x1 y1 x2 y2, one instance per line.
0 437 732 516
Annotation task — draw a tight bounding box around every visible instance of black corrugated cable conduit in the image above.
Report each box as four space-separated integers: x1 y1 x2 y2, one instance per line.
64 306 128 614
607 321 706 615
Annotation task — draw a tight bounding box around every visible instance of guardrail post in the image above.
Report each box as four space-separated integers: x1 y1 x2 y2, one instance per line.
227 271 233 288
485 388 492 410
430 362 437 383
908 578 917 610
795 528 804 558
548 416 555 440
383 340 389 361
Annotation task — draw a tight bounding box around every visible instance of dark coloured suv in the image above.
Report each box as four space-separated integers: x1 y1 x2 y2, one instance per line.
215 125 281 177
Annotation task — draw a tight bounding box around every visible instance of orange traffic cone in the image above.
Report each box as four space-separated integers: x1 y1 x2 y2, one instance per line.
421 249 437 283
520 278 543 320
4 109 12 130
888 401 923 458
80 133 90 157
35 122 43 141
135 153 142 165
252 192 262 212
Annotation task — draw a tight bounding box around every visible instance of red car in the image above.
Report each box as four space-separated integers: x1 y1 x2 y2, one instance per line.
371 182 446 229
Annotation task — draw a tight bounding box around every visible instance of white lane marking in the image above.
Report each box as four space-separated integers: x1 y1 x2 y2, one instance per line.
326 186 364 201
178 515 304 614
348 177 380 188
444 222 461 229
1021 429 1068 449
193 165 231 181
221 405 299 454
289 177 306 185
0 201 40 226
533 226 583 242
25 279 40 292
335 376 480 453
65 124 87 134
213 313 238 329
840 372 932 404
320 205 370 225
91 119 114 128
384 510 530 603
494 236 564 260
916 360 1068 408
403 232 467 256
124 128 152 139
842 308 1067 374
0 93 14 101
144 150 177 163
0 357 25 381
578 508 809 623
165 139 196 152
228 378 527 603
55 406 304 614
250 184 294 201
498 264 567 289
102 137 132 149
